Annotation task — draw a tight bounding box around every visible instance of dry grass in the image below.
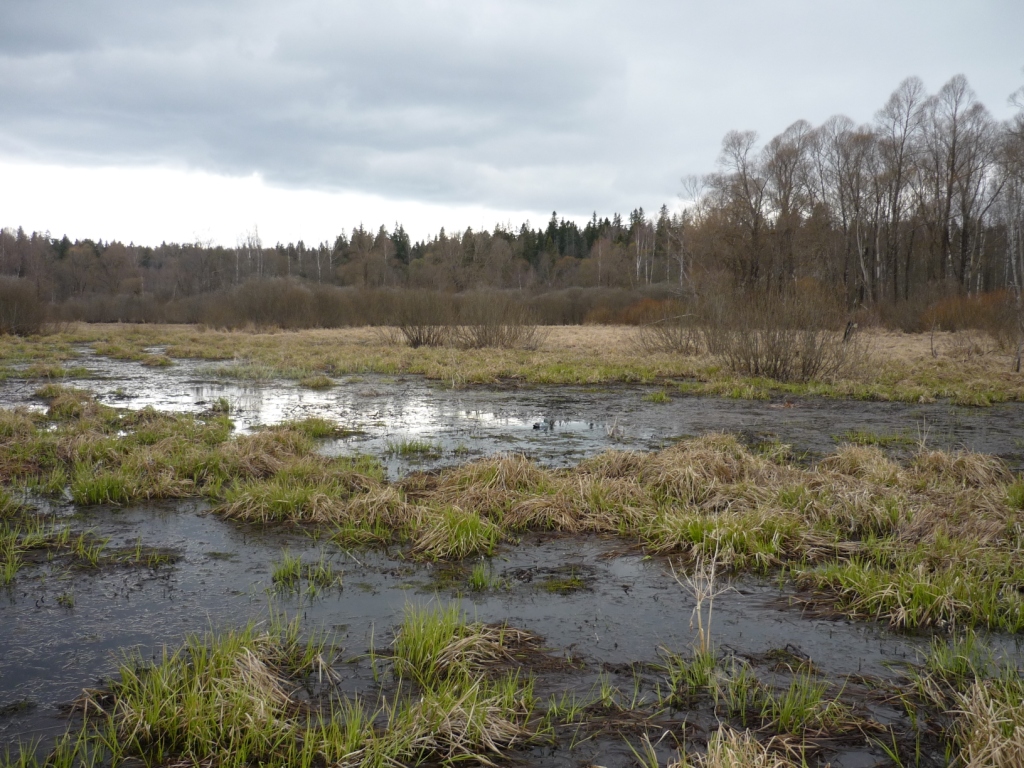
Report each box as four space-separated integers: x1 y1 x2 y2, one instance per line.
954 679 1024 767
4 322 1012 400
674 728 800 768
5 384 1024 630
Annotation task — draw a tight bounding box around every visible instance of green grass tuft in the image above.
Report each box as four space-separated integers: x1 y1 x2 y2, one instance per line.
411 506 501 560
298 374 334 389
385 438 443 457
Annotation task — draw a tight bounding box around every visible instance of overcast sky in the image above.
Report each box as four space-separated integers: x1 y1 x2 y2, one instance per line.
1 0 1022 246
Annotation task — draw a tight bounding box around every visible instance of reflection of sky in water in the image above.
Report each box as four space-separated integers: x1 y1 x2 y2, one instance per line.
2 350 1024 478
0 353 632 477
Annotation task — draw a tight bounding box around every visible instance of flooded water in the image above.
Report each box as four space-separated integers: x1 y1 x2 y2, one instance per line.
0 500 944 764
2 348 1023 478
3 350 1024 765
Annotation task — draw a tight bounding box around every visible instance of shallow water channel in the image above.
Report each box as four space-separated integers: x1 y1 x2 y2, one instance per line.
2 352 1024 765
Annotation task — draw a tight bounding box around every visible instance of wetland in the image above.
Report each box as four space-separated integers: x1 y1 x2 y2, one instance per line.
2 326 1024 767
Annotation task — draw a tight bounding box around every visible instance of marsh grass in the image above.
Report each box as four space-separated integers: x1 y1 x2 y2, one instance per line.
0 487 21 517
390 603 542 685
890 630 1024 767
271 549 303 589
270 416 361 439
643 390 671 403
1 387 378 518
69 531 108 567
0 548 20 586
298 373 334 389
836 429 916 447
5 385 1024 634
21 363 92 380
675 727 800 768
658 648 718 705
758 670 850 735
385 438 443 457
954 675 1024 767
540 567 586 594
411 506 502 560
1 606 544 768
1005 480 1024 510
272 550 342 594
1 509 176 585
468 561 500 592
26 322 1024 403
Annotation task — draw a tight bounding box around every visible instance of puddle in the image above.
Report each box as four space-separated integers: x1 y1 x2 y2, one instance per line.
4 500 1021 762
0 506 904 742
1 350 1023 479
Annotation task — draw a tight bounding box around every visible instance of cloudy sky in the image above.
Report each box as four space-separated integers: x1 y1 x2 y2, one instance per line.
1 0 1021 246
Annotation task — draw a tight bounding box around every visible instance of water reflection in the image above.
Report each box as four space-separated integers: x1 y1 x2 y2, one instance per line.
1 352 1023 479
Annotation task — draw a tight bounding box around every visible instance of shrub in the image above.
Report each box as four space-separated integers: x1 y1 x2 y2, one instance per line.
701 285 861 383
0 277 44 335
392 289 454 347
455 291 541 349
227 278 316 329
636 301 702 355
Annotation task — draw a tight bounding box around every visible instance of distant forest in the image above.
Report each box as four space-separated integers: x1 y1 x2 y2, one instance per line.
2 74 1023 328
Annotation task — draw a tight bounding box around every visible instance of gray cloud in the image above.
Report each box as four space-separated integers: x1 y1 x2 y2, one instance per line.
1 0 1021 221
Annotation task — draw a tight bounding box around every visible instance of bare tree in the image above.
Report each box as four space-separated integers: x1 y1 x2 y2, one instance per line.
875 76 926 301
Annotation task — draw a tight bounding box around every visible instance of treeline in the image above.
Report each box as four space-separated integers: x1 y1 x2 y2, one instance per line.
1 74 1022 332
0 209 672 300
683 75 1024 316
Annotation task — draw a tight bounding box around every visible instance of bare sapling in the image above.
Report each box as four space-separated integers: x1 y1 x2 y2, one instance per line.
673 548 729 655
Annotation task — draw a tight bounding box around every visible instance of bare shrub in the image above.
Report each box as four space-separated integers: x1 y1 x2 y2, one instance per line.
0 277 44 335
702 286 862 383
638 309 704 354
946 329 990 359
586 295 683 325
455 291 542 350
392 289 455 348
525 287 677 325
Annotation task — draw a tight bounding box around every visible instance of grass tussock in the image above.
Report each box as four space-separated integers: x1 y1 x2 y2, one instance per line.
0 605 545 768
675 727 801 768
410 506 502 560
391 603 542 686
882 631 1024 768
954 677 1024 767
5 386 1024 631
298 373 334 389
268 416 361 439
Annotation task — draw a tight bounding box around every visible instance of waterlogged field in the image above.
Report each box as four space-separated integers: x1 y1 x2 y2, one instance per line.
1 330 1024 767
